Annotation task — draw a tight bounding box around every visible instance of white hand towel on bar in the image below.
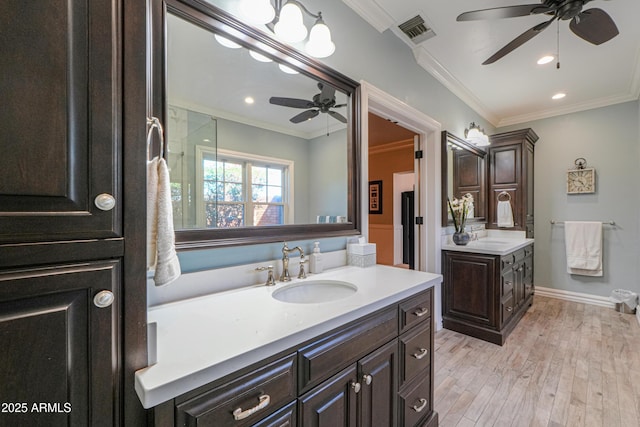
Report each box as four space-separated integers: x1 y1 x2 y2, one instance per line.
497 200 514 228
564 221 602 276
147 157 181 286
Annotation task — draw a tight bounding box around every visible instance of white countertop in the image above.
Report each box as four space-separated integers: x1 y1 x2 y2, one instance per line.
135 265 442 408
442 236 534 255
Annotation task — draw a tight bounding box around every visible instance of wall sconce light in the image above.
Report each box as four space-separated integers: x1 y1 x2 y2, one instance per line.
464 122 490 147
239 0 335 58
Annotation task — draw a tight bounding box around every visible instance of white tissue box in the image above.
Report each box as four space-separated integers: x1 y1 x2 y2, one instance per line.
347 243 376 267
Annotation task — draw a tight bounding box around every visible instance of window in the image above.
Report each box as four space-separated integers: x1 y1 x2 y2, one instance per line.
196 147 293 228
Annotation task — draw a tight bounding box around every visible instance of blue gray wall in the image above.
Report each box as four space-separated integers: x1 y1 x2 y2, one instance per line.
499 101 640 297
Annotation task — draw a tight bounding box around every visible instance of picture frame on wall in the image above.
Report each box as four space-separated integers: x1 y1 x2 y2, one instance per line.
369 180 383 214
566 167 596 194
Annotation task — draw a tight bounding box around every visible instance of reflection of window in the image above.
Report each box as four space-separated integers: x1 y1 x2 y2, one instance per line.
196 147 293 228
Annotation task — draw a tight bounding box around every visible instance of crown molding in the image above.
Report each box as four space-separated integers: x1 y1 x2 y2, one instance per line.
412 46 499 126
340 0 395 33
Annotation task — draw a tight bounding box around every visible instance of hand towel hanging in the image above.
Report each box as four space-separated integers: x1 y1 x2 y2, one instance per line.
496 200 514 228
564 221 602 277
152 157 181 286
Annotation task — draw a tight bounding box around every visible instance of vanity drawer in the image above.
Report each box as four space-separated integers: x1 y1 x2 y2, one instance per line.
298 307 398 393
175 353 296 427
501 295 515 326
501 254 515 272
399 288 432 334
398 369 432 427
501 272 514 297
400 322 431 385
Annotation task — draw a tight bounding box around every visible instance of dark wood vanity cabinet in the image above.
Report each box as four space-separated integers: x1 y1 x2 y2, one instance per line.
487 129 538 238
443 245 534 345
1 0 148 425
154 288 437 427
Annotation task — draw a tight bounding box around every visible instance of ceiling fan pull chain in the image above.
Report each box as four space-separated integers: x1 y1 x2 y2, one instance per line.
556 19 560 70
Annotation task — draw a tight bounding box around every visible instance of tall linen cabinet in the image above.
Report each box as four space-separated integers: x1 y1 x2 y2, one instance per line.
0 1 148 425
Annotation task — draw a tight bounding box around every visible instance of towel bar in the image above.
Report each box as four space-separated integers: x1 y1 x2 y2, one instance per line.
550 220 615 225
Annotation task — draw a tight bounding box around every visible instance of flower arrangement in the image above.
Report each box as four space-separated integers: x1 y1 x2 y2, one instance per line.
447 193 474 233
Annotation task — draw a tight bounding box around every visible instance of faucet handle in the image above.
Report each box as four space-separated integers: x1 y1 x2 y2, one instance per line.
298 255 308 279
255 265 276 286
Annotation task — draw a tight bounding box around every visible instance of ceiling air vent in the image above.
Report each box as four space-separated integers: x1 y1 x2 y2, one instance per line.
398 15 435 45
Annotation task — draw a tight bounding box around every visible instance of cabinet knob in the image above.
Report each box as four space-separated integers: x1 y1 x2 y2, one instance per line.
94 193 116 211
351 381 361 393
362 374 372 385
93 290 114 308
412 398 428 413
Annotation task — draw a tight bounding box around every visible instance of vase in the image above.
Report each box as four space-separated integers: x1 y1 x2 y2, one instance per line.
452 231 471 246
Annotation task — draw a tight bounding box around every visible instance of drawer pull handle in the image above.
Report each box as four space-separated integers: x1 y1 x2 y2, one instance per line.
351 381 361 393
412 398 428 413
232 394 270 421
413 307 429 317
504 281 512 286
506 306 513 312
413 348 429 360
362 374 372 385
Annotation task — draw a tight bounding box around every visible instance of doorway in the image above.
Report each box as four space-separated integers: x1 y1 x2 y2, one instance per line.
367 113 418 269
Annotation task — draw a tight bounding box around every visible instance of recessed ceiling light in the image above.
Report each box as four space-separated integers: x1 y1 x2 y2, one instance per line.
214 34 241 49
537 55 554 65
552 92 566 100
244 96 255 104
278 64 299 74
249 50 272 62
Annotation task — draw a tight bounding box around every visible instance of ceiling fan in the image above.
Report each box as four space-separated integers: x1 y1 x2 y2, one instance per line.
457 0 619 65
269 82 347 124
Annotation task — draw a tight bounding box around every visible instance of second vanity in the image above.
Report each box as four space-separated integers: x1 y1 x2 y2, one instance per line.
441 233 534 346
137 264 442 427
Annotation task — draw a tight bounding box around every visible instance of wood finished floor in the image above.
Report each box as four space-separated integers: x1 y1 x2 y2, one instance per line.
433 296 640 427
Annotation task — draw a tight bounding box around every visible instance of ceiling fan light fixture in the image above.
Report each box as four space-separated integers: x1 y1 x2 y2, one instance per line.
305 17 335 58
552 92 566 100
464 122 490 147
274 3 308 43
239 0 276 25
537 55 554 65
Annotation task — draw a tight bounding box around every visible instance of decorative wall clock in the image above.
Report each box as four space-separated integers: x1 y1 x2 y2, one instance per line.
566 158 595 194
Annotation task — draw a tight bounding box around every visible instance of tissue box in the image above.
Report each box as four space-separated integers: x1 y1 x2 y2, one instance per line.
347 243 376 267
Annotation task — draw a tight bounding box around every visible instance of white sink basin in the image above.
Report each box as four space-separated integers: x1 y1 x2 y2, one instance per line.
272 280 357 304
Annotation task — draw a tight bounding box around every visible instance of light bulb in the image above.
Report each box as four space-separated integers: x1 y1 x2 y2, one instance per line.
214 34 241 49
240 0 276 25
305 20 335 58
274 3 307 43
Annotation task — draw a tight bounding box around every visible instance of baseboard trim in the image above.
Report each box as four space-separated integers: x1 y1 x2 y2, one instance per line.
535 286 615 309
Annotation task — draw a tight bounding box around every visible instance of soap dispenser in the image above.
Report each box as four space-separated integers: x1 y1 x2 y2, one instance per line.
309 241 324 274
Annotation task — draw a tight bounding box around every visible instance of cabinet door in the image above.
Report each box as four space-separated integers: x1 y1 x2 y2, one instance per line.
488 143 521 228
0 0 120 243
443 252 498 328
299 365 358 427
359 340 398 427
0 261 120 427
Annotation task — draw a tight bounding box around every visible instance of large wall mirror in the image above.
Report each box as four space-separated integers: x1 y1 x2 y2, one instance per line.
156 0 361 249
441 131 487 227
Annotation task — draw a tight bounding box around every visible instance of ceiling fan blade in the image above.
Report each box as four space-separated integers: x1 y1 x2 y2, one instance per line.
482 17 556 65
290 109 319 123
569 8 619 45
457 4 553 22
328 111 348 123
333 103 347 108
318 83 336 103
269 97 314 109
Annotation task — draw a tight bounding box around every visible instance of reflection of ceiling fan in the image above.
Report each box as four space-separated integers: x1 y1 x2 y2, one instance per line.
457 0 619 65
269 82 347 124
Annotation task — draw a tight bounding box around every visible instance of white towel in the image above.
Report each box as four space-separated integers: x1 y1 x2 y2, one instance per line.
497 200 514 228
147 157 181 286
564 221 602 277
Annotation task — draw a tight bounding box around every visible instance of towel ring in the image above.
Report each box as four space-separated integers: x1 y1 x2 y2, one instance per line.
497 191 511 202
147 117 165 159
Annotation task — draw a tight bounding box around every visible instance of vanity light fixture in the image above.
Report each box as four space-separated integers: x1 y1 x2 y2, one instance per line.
464 122 490 147
240 0 335 58
552 92 566 100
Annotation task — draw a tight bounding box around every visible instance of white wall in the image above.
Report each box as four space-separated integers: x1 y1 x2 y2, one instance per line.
499 101 640 296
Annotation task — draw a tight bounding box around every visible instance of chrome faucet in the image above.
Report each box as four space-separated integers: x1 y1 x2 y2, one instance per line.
281 242 305 281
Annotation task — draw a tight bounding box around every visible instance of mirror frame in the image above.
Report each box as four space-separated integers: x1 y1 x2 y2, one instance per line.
441 130 487 227
154 0 362 249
